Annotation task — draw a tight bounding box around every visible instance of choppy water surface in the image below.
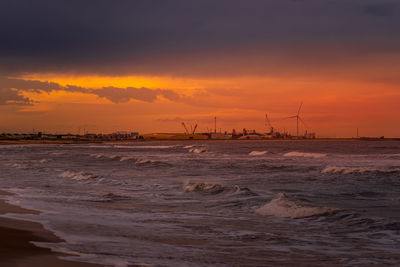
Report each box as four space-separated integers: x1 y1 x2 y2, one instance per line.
1 141 400 266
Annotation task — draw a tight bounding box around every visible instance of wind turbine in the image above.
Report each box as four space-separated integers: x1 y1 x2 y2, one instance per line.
287 102 307 138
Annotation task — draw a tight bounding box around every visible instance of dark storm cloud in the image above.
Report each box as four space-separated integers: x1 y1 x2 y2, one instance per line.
0 76 182 104
0 0 400 76
0 88 33 105
365 3 397 17
89 87 181 103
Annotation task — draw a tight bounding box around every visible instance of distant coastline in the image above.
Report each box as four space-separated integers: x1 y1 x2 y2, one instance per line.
1 138 399 145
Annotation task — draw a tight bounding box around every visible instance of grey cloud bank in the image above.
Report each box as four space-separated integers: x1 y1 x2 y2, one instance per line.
0 77 182 105
0 0 399 76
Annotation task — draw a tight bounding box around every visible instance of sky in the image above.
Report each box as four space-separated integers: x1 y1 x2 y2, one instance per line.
1 0 400 137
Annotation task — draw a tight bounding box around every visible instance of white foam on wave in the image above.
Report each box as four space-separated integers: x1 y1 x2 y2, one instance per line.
183 182 254 196
135 158 157 164
90 154 120 160
5 162 29 169
39 158 50 163
50 152 65 156
59 170 98 181
90 153 104 159
249 151 268 156
283 151 326 158
184 145 195 149
189 148 207 154
255 193 336 219
322 166 400 174
114 145 176 149
119 156 135 162
183 182 225 193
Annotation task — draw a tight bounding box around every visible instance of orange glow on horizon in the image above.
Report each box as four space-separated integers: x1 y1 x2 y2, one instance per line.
2 71 399 138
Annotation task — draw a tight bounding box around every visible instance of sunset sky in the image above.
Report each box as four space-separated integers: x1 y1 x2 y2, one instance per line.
1 0 400 137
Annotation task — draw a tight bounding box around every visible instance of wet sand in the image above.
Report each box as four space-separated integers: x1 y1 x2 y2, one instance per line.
0 190 105 267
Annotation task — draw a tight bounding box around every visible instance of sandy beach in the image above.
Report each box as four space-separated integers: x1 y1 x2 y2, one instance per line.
0 190 104 267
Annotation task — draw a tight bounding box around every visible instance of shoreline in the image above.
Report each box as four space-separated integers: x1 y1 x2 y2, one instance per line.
0 190 104 267
1 138 399 146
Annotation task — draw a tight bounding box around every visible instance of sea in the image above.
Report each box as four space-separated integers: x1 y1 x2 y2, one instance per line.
0 141 399 266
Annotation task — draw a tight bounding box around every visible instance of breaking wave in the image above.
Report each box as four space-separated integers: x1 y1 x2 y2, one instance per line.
184 182 225 194
114 145 177 149
119 156 135 162
322 166 400 174
183 182 255 196
50 152 65 156
59 170 98 181
6 162 29 169
89 154 169 166
189 148 207 154
249 151 268 156
135 158 172 167
283 151 327 158
90 154 136 162
184 145 195 149
255 193 337 219
90 153 119 160
135 159 157 164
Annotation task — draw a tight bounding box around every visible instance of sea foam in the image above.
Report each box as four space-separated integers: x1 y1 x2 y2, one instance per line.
183 182 225 194
189 148 207 154
322 166 400 174
255 193 336 219
59 170 98 181
183 182 255 196
249 151 268 156
283 151 326 158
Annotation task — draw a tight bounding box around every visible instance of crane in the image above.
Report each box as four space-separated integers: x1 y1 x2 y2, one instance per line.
181 122 190 135
265 113 274 135
192 124 198 135
182 122 198 135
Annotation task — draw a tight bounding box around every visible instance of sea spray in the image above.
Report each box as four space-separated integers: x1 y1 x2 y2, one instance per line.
322 166 400 174
256 193 337 218
249 151 268 156
189 148 207 154
283 151 326 158
59 170 98 181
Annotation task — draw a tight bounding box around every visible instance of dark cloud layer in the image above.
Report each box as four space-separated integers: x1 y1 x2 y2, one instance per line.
365 3 397 17
0 88 32 105
0 76 182 105
0 0 399 76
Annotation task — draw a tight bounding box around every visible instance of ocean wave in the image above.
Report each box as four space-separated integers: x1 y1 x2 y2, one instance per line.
322 166 400 174
135 158 171 167
255 193 337 219
119 156 136 162
59 170 98 181
114 145 177 149
5 162 29 169
231 185 257 196
189 148 207 154
135 158 157 164
183 182 255 196
184 145 195 149
50 152 65 156
39 158 50 163
90 154 136 162
283 151 327 158
249 151 268 156
183 182 225 194
89 153 120 160
101 193 132 202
